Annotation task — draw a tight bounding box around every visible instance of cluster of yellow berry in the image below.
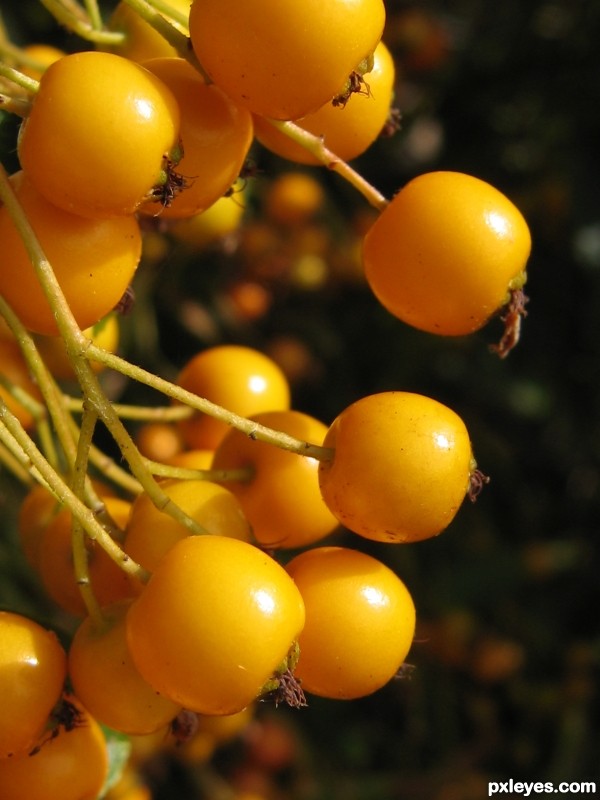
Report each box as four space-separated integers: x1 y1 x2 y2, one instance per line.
0 1 531 797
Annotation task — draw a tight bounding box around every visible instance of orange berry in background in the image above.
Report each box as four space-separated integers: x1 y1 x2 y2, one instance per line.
174 706 254 764
0 335 43 430
318 391 475 543
168 192 246 250
244 713 299 771
287 546 416 699
196 705 255 745
124 478 252 576
168 189 245 250
0 694 108 800
253 41 396 165
175 345 291 450
266 335 321 386
38 496 134 616
262 172 325 227
387 7 450 73
135 421 184 462
0 171 141 336
68 600 182 735
19 43 66 79
0 611 67 759
126 535 305 715
363 171 531 337
212 410 339 549
224 280 272 324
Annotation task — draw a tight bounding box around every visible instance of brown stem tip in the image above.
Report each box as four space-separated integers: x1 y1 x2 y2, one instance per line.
262 668 307 709
29 697 85 756
379 106 402 138
394 662 416 680
169 709 200 746
490 287 529 359
468 468 491 502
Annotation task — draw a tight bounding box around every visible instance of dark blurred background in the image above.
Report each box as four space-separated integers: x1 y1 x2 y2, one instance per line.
1 1 600 798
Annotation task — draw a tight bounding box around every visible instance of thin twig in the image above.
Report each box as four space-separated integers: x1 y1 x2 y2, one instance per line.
86 344 335 461
0 163 212 538
70 401 106 627
265 119 389 211
0 399 149 582
38 0 125 44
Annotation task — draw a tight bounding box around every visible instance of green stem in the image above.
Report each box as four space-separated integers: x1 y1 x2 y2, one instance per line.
49 0 90 22
0 297 138 531
0 94 32 117
61 415 131 541
0 373 61 474
0 41 53 72
0 374 46 422
64 395 194 422
0 424 47 485
82 0 103 30
143 459 254 483
64 413 143 497
38 0 125 44
139 0 189 29
86 344 335 462
0 163 209 538
121 0 210 80
0 398 148 582
89 395 210 534
70 401 106 627
265 119 389 211
0 438 36 485
31 413 59 474
0 62 39 94
121 0 188 50
1 296 84 475
68 421 143 497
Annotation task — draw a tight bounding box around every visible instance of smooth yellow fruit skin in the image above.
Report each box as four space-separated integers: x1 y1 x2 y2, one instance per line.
175 345 291 450
126 536 305 715
19 51 181 218
140 57 254 219
253 41 396 164
0 695 108 800
363 171 531 336
69 600 182 735
0 172 141 336
189 0 386 120
0 611 67 759
212 410 339 549
124 478 253 575
287 547 416 698
318 391 474 543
